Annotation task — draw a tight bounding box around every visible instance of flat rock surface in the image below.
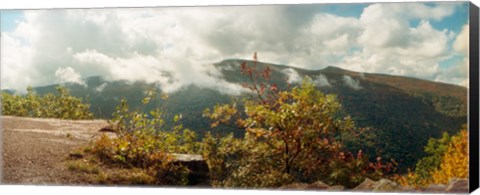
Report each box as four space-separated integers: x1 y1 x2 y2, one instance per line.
1 116 109 185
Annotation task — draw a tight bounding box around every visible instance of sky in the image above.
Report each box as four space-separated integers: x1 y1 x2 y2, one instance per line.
0 2 470 94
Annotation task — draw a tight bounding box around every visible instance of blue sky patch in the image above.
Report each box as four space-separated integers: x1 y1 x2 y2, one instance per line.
430 3 468 33
319 3 368 18
1 10 24 32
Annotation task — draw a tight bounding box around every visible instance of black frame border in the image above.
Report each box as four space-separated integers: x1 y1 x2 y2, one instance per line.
469 2 479 193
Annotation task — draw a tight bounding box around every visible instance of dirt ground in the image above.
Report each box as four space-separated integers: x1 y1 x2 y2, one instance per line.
1 116 109 185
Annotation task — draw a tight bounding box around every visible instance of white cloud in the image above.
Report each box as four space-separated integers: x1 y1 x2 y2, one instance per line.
73 49 249 95
357 2 456 41
357 3 453 52
404 3 457 21
343 75 362 90
437 24 469 87
95 83 108 93
323 34 349 53
2 8 252 94
292 13 361 68
1 33 34 92
453 24 469 54
314 74 331 87
436 60 469 87
282 69 331 87
282 68 302 84
338 3 460 86
55 67 87 87
0 2 468 94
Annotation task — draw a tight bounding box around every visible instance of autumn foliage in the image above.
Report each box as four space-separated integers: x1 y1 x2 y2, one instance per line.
396 127 468 187
89 92 200 185
2 53 466 188
431 129 468 184
203 53 394 188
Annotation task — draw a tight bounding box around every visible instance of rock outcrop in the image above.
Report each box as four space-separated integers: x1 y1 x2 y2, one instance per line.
353 178 377 191
445 178 469 193
352 178 401 192
419 178 469 193
372 179 402 192
279 183 309 190
280 181 343 191
171 154 210 186
280 177 469 193
305 181 330 189
424 184 448 192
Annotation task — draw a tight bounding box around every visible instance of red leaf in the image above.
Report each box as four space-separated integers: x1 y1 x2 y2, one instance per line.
270 84 278 92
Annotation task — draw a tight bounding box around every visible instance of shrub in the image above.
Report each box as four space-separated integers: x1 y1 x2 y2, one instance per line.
89 90 200 185
94 168 156 185
201 132 293 188
1 86 93 119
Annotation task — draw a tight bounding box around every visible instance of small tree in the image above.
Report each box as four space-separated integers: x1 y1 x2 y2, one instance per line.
396 126 467 187
204 53 392 188
431 129 468 184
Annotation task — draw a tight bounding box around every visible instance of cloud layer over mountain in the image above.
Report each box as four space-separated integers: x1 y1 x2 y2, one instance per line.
1 2 469 93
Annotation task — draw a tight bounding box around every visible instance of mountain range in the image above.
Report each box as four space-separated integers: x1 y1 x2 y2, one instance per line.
5 59 468 171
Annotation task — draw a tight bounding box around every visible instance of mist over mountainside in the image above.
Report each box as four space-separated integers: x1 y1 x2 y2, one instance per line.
7 59 467 171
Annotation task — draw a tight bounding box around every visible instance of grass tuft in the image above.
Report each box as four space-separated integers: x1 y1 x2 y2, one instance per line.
67 160 100 174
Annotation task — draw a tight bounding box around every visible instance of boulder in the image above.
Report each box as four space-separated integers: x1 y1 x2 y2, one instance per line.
423 184 447 192
279 182 309 190
281 181 345 191
353 178 377 191
306 181 330 190
170 153 209 186
98 125 116 133
372 179 401 192
68 152 84 159
400 185 417 192
446 178 469 193
328 185 345 191
353 178 402 192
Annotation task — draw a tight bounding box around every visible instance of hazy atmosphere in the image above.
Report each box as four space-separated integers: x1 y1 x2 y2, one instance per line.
1 2 469 93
